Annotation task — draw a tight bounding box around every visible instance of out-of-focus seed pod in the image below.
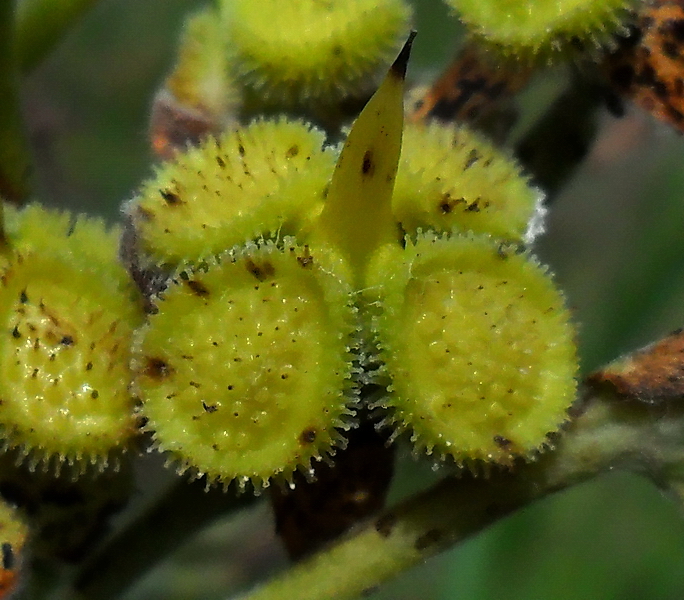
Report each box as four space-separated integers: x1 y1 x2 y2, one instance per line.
444 0 636 63
220 0 412 110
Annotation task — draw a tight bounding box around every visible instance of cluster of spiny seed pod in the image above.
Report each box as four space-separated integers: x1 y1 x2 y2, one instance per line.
0 0 583 499
0 0 664 593
119 22 579 490
1 0 642 529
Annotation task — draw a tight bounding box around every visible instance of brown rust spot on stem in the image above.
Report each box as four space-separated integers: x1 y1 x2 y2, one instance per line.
587 328 684 403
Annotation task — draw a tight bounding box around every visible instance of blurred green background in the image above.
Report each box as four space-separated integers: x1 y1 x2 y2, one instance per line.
19 0 684 598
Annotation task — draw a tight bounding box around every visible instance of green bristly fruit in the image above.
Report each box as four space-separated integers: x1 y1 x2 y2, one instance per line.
394 122 544 243
0 205 143 471
221 0 412 107
135 239 357 489
367 232 577 465
445 0 635 62
127 119 337 269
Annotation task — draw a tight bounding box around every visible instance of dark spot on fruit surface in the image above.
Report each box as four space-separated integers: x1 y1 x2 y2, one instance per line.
245 258 275 281
144 357 174 379
60 335 74 346
299 428 317 445
19 290 28 304
136 206 155 222
493 435 512 449
361 149 375 176
11 326 20 339
375 513 397 538
91 390 99 399
414 529 442 551
286 145 300 157
187 280 210 297
216 155 226 168
464 148 481 169
297 246 314 268
160 189 182 205
439 194 464 214
202 402 218 413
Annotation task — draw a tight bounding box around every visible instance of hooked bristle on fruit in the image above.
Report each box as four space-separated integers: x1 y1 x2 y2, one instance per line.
220 0 412 107
134 239 358 489
444 0 637 63
0 205 143 473
366 232 578 466
393 121 544 244
127 118 338 269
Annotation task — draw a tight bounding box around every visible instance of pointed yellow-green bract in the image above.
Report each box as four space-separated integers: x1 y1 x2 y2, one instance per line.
367 232 577 465
0 205 143 471
134 239 358 489
312 33 415 288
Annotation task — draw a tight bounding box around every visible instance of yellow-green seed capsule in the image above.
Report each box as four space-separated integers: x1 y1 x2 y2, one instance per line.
127 119 337 269
221 0 412 107
134 239 357 489
394 121 544 243
0 205 143 471
444 0 635 63
366 232 577 465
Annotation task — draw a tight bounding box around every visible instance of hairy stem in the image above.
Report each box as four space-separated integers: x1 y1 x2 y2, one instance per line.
235 385 684 600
